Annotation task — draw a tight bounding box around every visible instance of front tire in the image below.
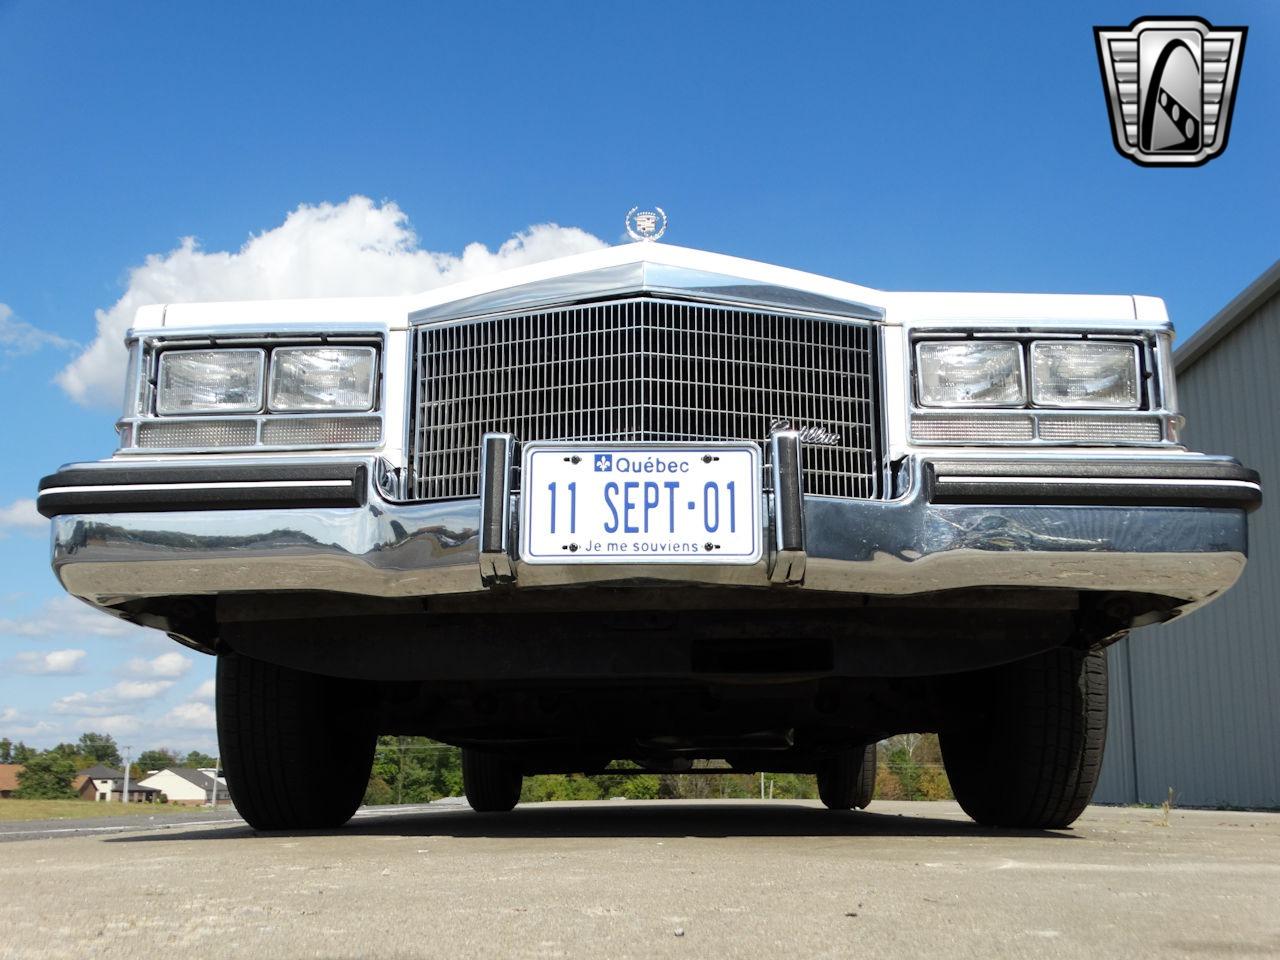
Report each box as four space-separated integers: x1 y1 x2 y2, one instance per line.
941 647 1108 829
461 748 523 812
817 743 877 810
217 652 376 831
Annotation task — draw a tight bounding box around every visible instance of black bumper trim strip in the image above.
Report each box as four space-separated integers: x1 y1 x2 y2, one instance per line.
927 460 1261 511
37 463 367 517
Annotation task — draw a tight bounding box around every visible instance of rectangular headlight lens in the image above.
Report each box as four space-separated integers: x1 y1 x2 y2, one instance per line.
268 346 376 412
155 349 264 415
916 341 1024 406
1031 342 1140 408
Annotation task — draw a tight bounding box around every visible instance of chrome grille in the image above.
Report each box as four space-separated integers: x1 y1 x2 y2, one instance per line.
407 298 880 500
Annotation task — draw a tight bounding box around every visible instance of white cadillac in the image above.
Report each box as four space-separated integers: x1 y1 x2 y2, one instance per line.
39 242 1261 830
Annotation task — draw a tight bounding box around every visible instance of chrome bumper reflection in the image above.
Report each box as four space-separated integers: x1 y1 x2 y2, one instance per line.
52 457 1248 615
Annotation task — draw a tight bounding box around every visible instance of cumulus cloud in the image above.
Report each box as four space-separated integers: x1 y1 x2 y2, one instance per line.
0 498 45 536
57 196 607 406
124 651 192 679
0 303 75 357
87 714 142 736
8 648 86 675
192 678 216 700
162 701 216 730
51 679 174 717
0 706 56 739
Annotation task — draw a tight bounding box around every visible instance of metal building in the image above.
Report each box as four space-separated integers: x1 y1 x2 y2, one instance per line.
1096 260 1280 809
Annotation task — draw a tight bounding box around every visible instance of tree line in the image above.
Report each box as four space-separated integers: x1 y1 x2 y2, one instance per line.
363 734 953 804
0 733 216 800
2 731 954 803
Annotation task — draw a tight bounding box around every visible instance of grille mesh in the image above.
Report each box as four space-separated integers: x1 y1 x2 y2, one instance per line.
407 298 879 500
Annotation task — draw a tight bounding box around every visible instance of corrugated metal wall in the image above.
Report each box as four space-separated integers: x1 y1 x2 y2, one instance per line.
1095 292 1279 808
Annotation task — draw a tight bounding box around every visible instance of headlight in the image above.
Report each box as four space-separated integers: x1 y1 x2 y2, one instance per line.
155 349 264 415
1031 342 1139 408
268 346 377 412
916 341 1025 407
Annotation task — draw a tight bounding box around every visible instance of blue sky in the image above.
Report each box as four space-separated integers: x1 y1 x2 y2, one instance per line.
1 1 1276 752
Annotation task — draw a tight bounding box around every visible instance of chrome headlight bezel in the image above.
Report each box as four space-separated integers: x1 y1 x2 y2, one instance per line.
117 333 385 453
907 329 1173 448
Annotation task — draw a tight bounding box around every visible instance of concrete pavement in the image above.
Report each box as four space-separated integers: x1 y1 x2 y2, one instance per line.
0 800 1276 959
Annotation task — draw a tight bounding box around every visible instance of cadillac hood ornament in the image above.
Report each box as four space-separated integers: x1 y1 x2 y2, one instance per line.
626 206 667 242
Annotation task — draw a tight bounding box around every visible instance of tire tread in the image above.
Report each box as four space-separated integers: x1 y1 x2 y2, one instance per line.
942 647 1108 829
217 652 375 831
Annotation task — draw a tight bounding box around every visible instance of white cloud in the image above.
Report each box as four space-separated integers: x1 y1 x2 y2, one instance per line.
0 303 75 357
162 701 216 730
192 678 216 700
8 648 86 675
56 196 607 406
124 651 192 679
0 499 45 536
0 595 154 640
52 679 174 717
0 706 56 738
89 714 142 736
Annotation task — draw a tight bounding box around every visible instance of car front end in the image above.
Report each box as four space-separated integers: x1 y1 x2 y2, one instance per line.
38 243 1261 830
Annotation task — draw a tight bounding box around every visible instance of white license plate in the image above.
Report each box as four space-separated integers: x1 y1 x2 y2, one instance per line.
519 442 763 565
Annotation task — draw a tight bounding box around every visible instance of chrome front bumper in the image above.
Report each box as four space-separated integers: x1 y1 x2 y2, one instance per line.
45 451 1256 619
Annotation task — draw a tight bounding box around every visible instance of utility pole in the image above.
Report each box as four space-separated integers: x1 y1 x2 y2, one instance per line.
207 756 220 807
760 771 765 800
121 745 132 805
397 736 405 806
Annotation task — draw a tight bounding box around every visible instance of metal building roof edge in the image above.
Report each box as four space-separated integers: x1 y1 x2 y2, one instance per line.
1176 258 1280 372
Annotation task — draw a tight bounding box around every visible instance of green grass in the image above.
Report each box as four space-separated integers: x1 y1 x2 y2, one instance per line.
0 798 213 822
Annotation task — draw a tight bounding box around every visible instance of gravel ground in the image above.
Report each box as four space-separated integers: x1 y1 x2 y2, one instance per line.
0 799 1276 959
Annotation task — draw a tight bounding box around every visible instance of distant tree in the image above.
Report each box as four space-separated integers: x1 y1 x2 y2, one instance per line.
76 732 122 768
0 738 12 764
136 749 180 771
182 750 217 768
366 737 463 804
521 774 604 802
363 775 393 805
874 763 906 800
875 734 952 801
14 750 78 799
11 741 35 764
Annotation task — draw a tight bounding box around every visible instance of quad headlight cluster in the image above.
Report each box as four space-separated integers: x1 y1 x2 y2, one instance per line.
915 340 1141 409
156 346 377 415
118 340 383 452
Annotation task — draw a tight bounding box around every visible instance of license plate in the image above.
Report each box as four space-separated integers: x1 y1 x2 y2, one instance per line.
519 442 763 565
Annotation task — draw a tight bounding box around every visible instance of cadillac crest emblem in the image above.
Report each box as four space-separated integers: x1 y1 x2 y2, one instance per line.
625 206 667 242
